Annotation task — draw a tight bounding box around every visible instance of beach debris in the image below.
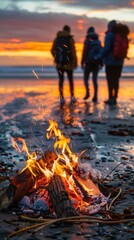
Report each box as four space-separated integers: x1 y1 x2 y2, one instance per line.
108 124 134 136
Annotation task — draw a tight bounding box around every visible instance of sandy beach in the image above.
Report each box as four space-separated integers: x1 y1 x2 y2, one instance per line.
0 77 134 240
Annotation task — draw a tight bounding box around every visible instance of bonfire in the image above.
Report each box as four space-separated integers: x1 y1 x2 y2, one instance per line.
0 120 133 238
0 120 107 217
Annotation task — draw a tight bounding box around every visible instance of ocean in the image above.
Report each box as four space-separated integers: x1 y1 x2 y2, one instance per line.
0 65 134 79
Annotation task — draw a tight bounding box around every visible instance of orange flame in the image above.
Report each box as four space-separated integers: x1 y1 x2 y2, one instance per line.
11 137 52 179
11 120 101 212
47 120 78 164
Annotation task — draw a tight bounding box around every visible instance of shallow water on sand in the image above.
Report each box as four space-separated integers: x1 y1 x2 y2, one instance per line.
0 78 133 121
0 78 133 160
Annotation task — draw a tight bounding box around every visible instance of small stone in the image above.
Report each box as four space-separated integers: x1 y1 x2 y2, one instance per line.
121 156 129 160
33 198 49 212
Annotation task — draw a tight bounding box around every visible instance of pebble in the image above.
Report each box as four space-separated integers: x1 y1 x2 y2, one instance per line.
33 198 49 212
95 161 100 164
108 159 115 162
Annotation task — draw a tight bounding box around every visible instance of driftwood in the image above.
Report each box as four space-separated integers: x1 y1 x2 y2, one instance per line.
0 151 57 210
0 167 35 211
47 174 78 217
0 183 16 211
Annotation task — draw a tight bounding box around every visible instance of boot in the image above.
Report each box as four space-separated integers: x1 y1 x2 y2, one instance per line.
60 96 65 105
104 98 116 105
83 89 90 100
92 96 97 102
70 96 77 103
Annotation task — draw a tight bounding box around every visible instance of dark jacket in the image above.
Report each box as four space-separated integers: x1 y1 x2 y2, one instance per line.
100 31 124 66
51 30 77 70
81 32 102 66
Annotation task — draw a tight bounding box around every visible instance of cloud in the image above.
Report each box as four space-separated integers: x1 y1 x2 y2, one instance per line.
1 0 134 12
0 9 133 45
0 9 105 42
57 0 134 10
2 0 134 11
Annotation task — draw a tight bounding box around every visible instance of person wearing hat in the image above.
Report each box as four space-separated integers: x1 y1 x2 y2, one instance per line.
81 26 102 102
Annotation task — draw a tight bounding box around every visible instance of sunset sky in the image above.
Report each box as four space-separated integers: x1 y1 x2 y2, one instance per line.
0 0 134 66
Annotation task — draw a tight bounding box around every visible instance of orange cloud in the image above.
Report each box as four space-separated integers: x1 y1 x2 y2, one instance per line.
77 19 85 30
130 0 134 6
0 41 52 52
0 41 134 66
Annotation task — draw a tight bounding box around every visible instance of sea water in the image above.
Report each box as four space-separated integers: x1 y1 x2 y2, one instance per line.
0 65 134 79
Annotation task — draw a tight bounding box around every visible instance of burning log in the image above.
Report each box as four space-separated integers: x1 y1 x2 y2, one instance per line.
0 151 57 211
73 175 92 202
42 150 57 170
47 174 79 218
0 168 35 211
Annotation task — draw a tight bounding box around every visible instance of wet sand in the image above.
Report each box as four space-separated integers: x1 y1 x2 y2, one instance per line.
0 78 134 239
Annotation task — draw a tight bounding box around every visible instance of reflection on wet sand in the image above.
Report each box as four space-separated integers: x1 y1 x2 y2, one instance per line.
59 101 76 125
0 78 133 179
0 79 134 124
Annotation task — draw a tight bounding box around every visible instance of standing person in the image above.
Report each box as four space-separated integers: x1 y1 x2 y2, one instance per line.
51 25 77 104
98 20 129 105
81 27 102 102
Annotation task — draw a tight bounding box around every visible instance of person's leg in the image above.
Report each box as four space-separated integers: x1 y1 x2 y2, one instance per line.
113 66 123 100
92 67 99 101
83 65 90 100
106 65 113 100
66 69 74 97
57 68 64 99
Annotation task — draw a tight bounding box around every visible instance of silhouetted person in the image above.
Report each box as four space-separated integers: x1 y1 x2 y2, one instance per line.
98 20 129 105
51 25 77 105
81 27 102 102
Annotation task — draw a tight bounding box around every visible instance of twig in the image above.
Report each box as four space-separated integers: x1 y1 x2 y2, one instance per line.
20 215 104 222
7 215 134 239
105 188 122 220
105 193 112 219
108 188 122 210
103 162 122 181
8 220 51 238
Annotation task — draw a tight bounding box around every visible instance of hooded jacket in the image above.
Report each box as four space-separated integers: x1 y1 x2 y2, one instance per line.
81 32 102 66
51 30 77 70
100 21 124 66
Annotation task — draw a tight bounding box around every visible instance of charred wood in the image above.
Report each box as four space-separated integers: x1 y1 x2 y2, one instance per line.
47 174 79 218
0 168 35 211
42 151 57 170
0 183 16 210
73 175 92 203
0 153 51 211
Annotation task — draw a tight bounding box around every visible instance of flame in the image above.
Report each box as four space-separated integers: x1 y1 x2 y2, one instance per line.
12 120 101 213
11 137 53 179
11 137 35 160
46 120 99 203
47 120 78 164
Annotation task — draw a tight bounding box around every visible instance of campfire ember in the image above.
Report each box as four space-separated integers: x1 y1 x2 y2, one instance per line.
0 120 107 217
